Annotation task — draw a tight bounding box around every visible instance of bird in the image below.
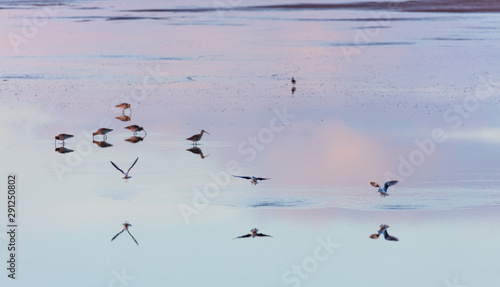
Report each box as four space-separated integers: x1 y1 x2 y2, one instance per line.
186 146 209 159
115 114 131 122
110 157 139 182
186 130 209 145
234 228 272 239
111 222 138 245
233 175 270 185
291 77 296 85
291 86 296 94
92 128 113 140
370 180 398 197
93 139 113 148
115 103 131 114
125 125 147 136
54 133 73 145
55 147 73 154
370 224 398 241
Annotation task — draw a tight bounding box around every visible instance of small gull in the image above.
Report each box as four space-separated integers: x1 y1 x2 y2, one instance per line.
233 175 270 185
110 157 139 182
370 180 398 197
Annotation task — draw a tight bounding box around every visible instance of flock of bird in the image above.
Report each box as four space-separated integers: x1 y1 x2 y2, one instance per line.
54 78 400 244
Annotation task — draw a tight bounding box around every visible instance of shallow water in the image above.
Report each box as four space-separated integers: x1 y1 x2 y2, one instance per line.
1 0 500 286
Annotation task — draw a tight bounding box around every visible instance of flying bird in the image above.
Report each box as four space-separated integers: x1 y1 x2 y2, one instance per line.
110 157 139 182
370 224 398 241
111 222 139 245
370 180 398 197
125 125 147 136
186 130 210 145
233 175 270 185
54 133 73 145
234 228 272 239
92 128 113 140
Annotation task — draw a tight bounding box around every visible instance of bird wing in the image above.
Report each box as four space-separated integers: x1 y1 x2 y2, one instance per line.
111 229 125 241
383 230 398 241
256 233 272 237
110 161 125 175
127 230 139 245
256 178 270 181
384 180 398 190
127 157 139 173
233 175 252 180
233 234 252 239
370 182 380 188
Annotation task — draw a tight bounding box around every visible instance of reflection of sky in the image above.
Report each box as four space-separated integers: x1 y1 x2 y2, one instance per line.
1 0 500 286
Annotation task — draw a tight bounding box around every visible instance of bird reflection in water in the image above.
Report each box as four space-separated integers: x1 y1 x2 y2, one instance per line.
291 86 296 95
115 114 131 122
186 146 210 159
55 146 74 154
125 135 145 144
369 224 398 241
93 139 113 148
234 228 272 239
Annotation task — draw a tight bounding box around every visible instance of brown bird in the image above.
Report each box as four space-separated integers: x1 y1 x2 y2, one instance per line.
93 128 113 140
186 130 209 145
115 103 131 114
291 77 296 85
125 125 147 136
55 133 73 145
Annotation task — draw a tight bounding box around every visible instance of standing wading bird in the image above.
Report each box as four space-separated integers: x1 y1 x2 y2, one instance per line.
110 157 139 182
291 77 296 85
54 133 73 145
115 103 131 114
234 228 272 239
111 222 139 245
233 175 270 185
92 128 113 140
186 130 209 145
370 180 398 197
370 224 398 241
125 125 147 136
